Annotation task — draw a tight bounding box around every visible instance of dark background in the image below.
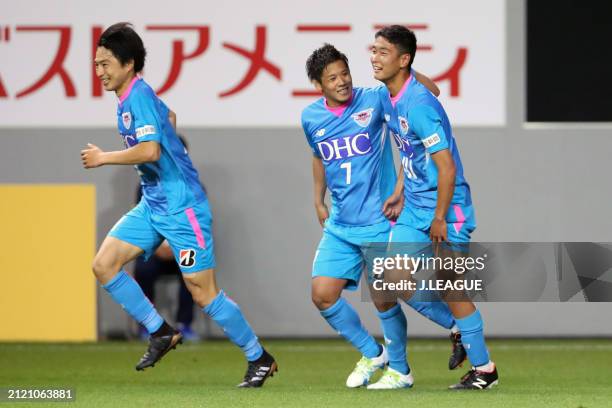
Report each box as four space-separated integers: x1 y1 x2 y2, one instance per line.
527 0 612 122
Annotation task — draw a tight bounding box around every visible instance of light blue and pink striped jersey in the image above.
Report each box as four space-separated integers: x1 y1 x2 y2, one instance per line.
379 74 472 211
301 86 396 226
117 77 207 215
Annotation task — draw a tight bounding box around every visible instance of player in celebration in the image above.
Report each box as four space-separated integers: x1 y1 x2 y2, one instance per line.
370 25 499 390
301 44 465 390
82 22 276 387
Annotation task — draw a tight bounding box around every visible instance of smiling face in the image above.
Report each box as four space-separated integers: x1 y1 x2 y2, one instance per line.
314 59 353 107
94 46 135 97
370 35 410 84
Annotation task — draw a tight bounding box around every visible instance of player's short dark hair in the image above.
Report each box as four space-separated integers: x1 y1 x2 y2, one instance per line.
306 44 349 82
375 25 417 71
98 22 146 73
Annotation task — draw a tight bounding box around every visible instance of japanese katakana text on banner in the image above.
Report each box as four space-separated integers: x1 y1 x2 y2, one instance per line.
0 0 505 127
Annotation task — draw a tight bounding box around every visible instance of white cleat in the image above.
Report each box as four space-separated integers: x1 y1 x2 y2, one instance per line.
346 346 388 388
367 366 414 389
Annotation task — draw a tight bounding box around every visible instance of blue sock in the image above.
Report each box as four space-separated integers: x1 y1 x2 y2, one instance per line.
378 303 409 374
405 286 455 329
320 298 380 359
204 290 263 361
102 270 163 334
454 309 490 367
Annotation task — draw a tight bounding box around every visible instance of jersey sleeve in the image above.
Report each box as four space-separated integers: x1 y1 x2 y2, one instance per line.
131 91 163 144
407 104 449 154
301 111 321 158
158 98 170 119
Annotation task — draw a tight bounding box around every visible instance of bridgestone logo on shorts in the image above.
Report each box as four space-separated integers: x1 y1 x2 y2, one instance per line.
179 249 196 268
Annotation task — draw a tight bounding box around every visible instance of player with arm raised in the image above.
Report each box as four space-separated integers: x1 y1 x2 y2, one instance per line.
301 44 463 390
371 25 499 390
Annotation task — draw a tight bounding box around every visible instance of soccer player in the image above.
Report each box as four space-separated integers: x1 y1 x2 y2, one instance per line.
370 25 499 389
81 22 277 387
301 44 466 390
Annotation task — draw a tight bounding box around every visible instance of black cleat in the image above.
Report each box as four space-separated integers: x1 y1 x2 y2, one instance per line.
449 365 499 390
237 349 278 388
135 331 183 371
448 332 467 370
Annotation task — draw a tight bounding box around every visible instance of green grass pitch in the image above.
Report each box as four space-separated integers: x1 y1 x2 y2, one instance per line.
1 339 611 407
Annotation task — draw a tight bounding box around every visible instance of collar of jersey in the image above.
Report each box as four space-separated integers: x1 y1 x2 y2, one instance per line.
389 74 413 108
323 89 354 118
118 76 140 105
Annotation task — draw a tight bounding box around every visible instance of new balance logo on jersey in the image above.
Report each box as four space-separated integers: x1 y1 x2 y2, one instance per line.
316 133 372 161
179 249 196 268
384 114 391 122
122 112 132 129
352 108 374 127
316 128 326 137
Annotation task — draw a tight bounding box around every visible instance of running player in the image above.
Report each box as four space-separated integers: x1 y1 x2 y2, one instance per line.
82 22 277 387
301 44 465 390
370 25 499 389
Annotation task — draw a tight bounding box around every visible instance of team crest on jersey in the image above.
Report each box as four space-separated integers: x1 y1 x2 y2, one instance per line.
352 108 374 127
122 112 132 129
179 249 196 268
398 116 409 135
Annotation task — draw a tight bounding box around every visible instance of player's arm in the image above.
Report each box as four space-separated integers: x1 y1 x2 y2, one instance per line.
430 150 456 242
408 105 452 241
382 167 404 220
414 70 440 97
312 156 329 227
81 141 160 168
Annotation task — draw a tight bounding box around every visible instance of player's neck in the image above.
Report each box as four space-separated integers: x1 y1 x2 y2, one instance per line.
116 73 137 99
386 71 411 98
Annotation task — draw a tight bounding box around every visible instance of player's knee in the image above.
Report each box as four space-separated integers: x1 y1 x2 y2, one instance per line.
182 274 218 307
189 289 217 308
311 290 337 311
91 254 118 282
373 300 397 313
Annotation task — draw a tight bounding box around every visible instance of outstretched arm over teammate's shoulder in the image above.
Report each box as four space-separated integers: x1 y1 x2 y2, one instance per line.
312 156 329 227
414 70 440 97
81 141 160 168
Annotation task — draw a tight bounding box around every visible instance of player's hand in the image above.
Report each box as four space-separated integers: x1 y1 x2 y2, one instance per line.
315 202 329 227
429 217 447 243
382 193 404 221
81 143 105 169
